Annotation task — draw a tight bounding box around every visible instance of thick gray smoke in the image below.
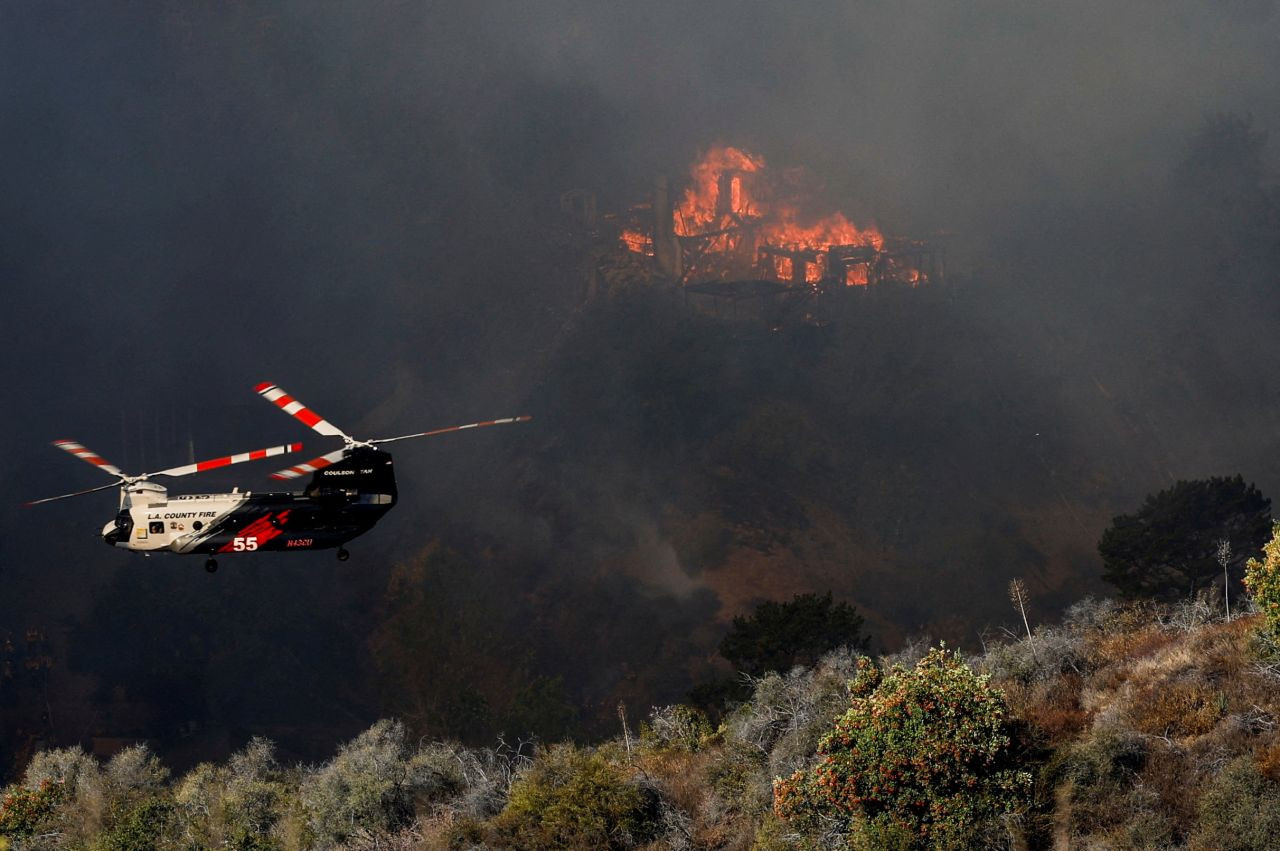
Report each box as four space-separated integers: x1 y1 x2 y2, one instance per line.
455 0 1280 234
1 0 1278 756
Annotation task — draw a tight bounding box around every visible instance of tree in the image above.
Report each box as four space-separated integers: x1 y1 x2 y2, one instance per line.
773 649 1031 847
1245 523 1280 639
1099 476 1271 601
719 592 869 677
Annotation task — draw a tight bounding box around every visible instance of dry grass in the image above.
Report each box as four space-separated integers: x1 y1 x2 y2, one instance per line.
635 748 710 819
1015 609 1280 848
1127 679 1224 738
1254 737 1280 782
1005 674 1090 745
632 746 766 850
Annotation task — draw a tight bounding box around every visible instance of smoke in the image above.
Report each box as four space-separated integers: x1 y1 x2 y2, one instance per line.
442 0 1280 236
2 0 1279 755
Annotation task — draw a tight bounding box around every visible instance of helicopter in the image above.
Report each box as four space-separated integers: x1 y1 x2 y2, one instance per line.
30 383 531 572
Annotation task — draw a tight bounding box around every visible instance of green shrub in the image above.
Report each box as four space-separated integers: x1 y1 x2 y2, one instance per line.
1191 756 1280 851
0 779 68 839
706 740 770 815
173 739 293 851
641 705 715 753
1056 728 1178 846
773 649 1031 848
92 796 174 851
492 745 659 849
301 719 416 845
5 745 169 847
1246 523 1280 637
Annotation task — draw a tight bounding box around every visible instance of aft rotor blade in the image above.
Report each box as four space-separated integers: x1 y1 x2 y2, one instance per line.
26 481 120 507
255 383 349 439
51 440 125 478
269 447 349 481
149 441 304 478
371 415 533 445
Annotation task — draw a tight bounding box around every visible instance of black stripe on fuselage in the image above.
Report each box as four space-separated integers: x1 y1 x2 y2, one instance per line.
191 490 395 554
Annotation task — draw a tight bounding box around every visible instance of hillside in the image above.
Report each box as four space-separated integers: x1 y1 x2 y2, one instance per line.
8 590 1280 849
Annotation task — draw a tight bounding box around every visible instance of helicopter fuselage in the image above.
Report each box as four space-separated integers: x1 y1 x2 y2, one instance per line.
104 447 397 555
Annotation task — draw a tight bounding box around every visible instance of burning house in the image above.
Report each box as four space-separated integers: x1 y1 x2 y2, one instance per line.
614 146 945 322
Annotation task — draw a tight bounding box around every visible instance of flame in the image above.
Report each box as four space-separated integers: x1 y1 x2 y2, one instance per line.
773 255 792 280
620 229 653 255
805 260 822 284
623 145 923 288
763 207 883 252
771 255 825 284
674 145 766 237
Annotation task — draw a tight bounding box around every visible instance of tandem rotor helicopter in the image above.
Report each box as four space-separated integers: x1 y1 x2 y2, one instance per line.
29 383 531 572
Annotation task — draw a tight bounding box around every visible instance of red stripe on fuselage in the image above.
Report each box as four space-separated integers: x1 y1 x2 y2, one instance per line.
216 510 291 553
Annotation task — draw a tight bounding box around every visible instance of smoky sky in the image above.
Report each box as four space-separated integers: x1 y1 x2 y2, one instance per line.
0 0 1273 490
1 0 1279 756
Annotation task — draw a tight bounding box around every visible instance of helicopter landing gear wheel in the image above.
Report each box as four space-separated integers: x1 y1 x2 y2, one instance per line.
336 547 350 562
204 558 218 573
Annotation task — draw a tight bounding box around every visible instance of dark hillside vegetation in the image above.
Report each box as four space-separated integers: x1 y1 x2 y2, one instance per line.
360 280 1116 741
11 584 1280 849
22 110 1280 762
6 91 1280 801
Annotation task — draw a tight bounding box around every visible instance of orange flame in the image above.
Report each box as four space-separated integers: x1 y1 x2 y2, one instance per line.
620 229 653 255
624 145 923 287
674 145 766 237
773 255 792 280
763 207 883 252
805 260 822 284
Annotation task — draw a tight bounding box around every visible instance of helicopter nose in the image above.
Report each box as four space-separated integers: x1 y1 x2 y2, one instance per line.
102 520 119 545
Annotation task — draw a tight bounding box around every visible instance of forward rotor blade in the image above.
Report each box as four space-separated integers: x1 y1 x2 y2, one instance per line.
371 415 532 445
255 383 348 438
51 440 125 478
269 448 349 481
150 442 304 478
26 481 120 507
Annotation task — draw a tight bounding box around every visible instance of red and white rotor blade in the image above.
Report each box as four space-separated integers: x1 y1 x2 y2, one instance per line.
26 481 121 507
51 440 125 478
269 448 349 481
150 442 304 478
371 415 532 446
255 383 349 439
